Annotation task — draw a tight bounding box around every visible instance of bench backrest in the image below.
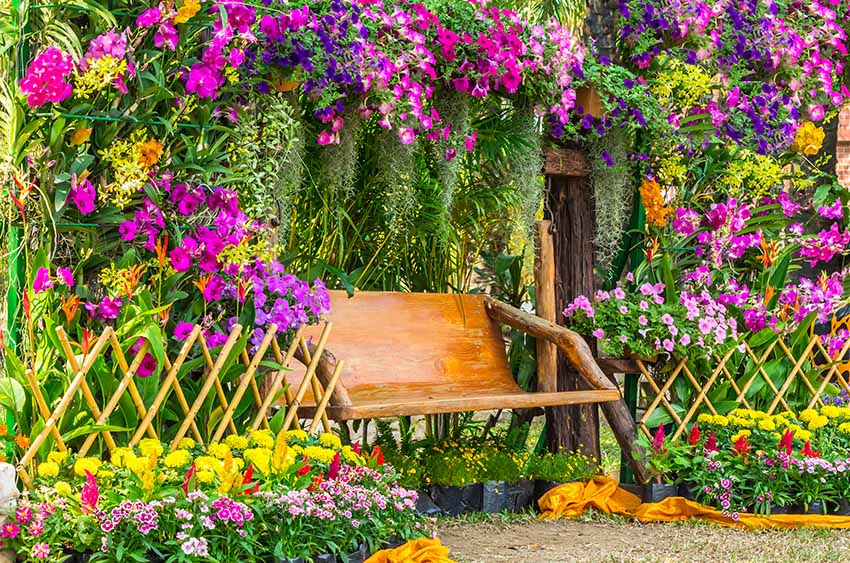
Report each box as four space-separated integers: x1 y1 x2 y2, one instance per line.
300 291 521 403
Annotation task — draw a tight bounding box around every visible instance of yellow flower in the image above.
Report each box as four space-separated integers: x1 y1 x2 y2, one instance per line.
248 429 274 450
195 456 222 473
243 448 272 474
697 413 713 424
319 433 342 450
285 430 308 443
820 405 841 419
178 437 197 450
757 418 776 432
54 481 72 496
272 438 294 473
208 443 232 459
791 122 825 155
174 0 200 24
838 422 850 434
224 435 249 450
799 409 818 423
98 470 114 480
712 415 729 427
341 445 363 465
731 430 751 443
807 415 829 431
139 439 164 458
73 457 101 477
232 457 245 472
47 450 69 465
164 450 192 468
303 446 336 464
69 128 93 146
197 470 215 484
37 462 60 478
110 447 135 468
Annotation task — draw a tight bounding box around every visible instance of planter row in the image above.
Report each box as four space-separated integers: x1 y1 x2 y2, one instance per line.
416 479 565 517
647 483 850 517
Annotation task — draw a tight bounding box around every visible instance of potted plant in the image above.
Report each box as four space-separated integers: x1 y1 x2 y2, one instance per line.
526 450 597 501
480 449 530 513
637 425 681 502
422 444 484 515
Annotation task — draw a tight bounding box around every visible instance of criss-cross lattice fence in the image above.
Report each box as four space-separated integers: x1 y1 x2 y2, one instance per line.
633 333 850 440
17 322 344 488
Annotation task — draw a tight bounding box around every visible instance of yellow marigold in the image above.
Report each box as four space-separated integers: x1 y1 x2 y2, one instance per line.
125 456 148 476
54 481 72 496
639 178 673 227
712 415 729 427
807 415 829 431
178 437 197 450
319 433 342 450
37 462 60 478
820 405 841 419
208 443 232 460
697 413 713 424
757 418 776 432
139 439 164 458
232 457 245 472
731 430 751 442
138 139 163 169
838 422 850 434
248 429 275 450
243 448 272 474
163 450 192 468
285 430 308 443
195 456 222 473
791 122 825 156
224 435 249 450
341 445 363 465
110 447 135 468
98 470 114 480
73 457 101 477
174 0 200 24
303 446 336 464
731 416 755 428
796 429 813 442
197 470 215 484
799 409 818 423
47 451 69 465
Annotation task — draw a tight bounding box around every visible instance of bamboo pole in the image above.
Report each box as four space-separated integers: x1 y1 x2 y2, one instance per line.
131 326 202 447
23 369 66 451
170 325 242 451
211 325 278 442
107 333 157 439
534 220 558 393
197 334 238 436
309 360 345 434
281 323 332 433
251 327 304 430
298 338 331 433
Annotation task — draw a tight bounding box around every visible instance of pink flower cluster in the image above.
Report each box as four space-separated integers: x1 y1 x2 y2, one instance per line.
81 31 136 94
98 499 160 535
19 47 74 107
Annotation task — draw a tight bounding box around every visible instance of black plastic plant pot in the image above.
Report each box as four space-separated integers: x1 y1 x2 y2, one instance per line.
66 553 91 563
429 483 483 515
533 479 563 501
414 489 443 516
677 483 696 501
345 543 370 563
642 483 678 503
834 498 850 516
279 558 305 563
768 503 790 515
506 479 535 512
482 480 510 513
314 554 337 563
382 538 405 550
805 500 827 515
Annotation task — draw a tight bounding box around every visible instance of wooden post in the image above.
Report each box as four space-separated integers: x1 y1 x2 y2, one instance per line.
534 220 557 393
544 147 601 464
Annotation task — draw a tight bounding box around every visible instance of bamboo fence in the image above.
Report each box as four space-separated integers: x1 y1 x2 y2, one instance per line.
633 333 850 440
17 321 343 489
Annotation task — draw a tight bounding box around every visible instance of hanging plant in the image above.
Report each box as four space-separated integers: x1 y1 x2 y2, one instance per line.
588 127 633 272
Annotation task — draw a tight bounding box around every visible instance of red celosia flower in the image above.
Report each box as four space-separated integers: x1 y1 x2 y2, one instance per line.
241 463 259 495
688 424 701 446
296 461 311 477
801 440 820 458
352 441 361 455
81 471 99 515
328 451 341 480
733 435 751 457
779 429 794 455
182 463 196 497
370 445 385 466
705 431 718 452
651 425 666 454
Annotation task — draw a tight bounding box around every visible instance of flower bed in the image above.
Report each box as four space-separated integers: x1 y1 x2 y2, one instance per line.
642 400 850 518
9 430 425 562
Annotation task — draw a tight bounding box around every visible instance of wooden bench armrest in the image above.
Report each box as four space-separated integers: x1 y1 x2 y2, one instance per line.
484 297 649 483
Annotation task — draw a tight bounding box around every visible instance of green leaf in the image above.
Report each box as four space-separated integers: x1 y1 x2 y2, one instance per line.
61 424 132 442
0 378 26 412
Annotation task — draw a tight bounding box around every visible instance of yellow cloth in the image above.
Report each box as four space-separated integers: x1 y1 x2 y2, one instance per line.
365 538 457 563
538 476 850 529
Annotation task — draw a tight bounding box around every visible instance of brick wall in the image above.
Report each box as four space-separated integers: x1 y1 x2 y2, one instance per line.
838 107 850 188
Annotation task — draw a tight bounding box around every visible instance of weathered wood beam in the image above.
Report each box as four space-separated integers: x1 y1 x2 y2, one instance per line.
484 297 649 483
294 345 352 407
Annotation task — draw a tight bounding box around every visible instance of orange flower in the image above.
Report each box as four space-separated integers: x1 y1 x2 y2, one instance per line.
15 434 30 449
138 139 164 169
639 178 673 227
0 425 8 436
756 239 778 268
763 286 775 307
159 304 172 325
193 274 212 296
154 233 169 269
175 0 201 24
79 327 93 356
121 264 146 300
69 127 93 146
61 294 81 324
645 236 661 265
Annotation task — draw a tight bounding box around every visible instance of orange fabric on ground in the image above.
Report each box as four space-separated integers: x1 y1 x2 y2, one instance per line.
538 476 850 529
365 538 457 563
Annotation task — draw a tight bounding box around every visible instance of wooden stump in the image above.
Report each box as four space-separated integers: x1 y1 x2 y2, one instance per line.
544 148 601 463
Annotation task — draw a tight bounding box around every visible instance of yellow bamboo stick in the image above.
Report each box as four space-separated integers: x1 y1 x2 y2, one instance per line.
251 327 304 430
309 360 344 434
282 323 332 433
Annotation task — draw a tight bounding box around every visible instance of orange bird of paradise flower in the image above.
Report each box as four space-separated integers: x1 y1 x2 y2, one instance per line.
122 265 146 300
61 294 81 324
757 239 779 268
154 233 169 269
194 274 212 298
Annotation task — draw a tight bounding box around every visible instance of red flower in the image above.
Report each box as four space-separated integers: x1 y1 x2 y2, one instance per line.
688 424 701 446
182 463 197 497
370 445 385 466
651 425 666 454
705 431 718 452
308 471 324 491
801 440 820 458
779 429 794 455
81 471 99 515
241 464 260 495
296 461 311 477
352 441 361 455
328 451 341 480
733 435 751 457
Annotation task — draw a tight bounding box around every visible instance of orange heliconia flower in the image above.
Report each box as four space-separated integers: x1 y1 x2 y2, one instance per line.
155 233 170 269
763 286 775 307
121 264 146 300
193 274 211 296
756 239 779 268
79 327 93 356
138 139 164 169
159 304 172 325
61 294 81 324
645 237 661 265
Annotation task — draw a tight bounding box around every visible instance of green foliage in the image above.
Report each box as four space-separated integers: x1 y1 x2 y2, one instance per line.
525 450 597 483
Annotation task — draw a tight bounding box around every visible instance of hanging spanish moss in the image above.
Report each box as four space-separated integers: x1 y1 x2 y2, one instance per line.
429 88 470 213
589 126 633 271
317 110 362 198
505 100 543 242
378 129 419 238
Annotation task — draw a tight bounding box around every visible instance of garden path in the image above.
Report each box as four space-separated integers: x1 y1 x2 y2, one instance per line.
438 517 850 563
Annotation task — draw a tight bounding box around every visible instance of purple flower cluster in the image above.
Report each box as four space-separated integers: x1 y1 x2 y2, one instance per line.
19 47 74 107
797 223 850 267
136 7 180 50
695 199 762 267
